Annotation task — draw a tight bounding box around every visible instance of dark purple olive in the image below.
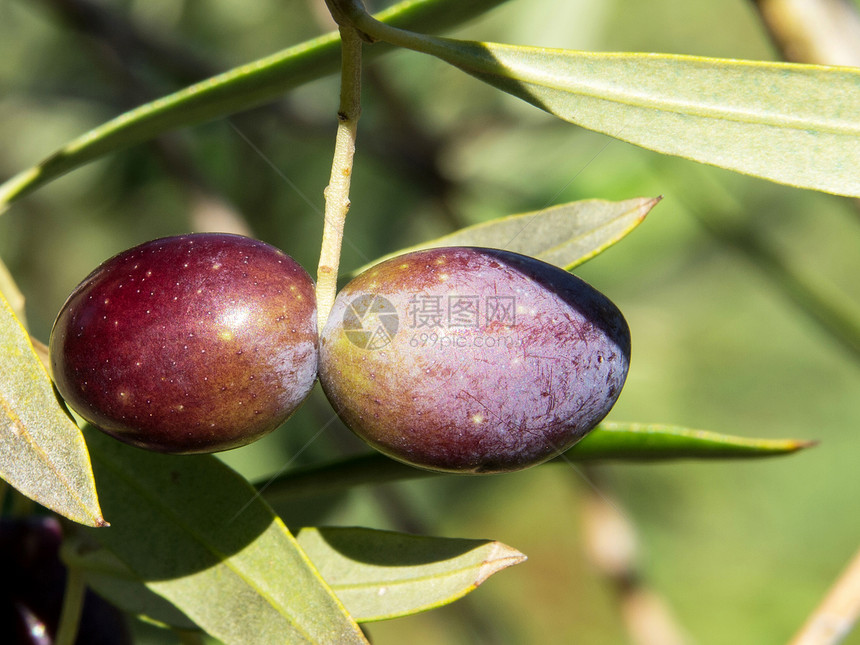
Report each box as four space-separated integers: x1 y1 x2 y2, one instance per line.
319 247 630 473
50 233 317 454
0 516 131 645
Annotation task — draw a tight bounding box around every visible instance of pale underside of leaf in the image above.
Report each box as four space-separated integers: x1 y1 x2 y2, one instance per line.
296 527 526 622
353 15 860 197
351 196 659 276
0 292 104 526
82 427 366 645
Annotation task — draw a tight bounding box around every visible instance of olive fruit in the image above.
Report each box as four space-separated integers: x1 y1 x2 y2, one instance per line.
50 233 317 454
319 247 630 473
0 516 131 644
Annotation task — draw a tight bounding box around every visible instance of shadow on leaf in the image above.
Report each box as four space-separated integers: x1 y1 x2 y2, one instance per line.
83 425 274 580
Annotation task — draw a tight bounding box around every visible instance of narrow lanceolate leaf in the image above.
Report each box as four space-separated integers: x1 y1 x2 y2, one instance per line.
0 0 511 211
65 526 525 626
261 423 815 503
295 527 525 622
354 16 860 197
352 196 658 275
81 427 367 645
564 422 817 461
0 292 104 526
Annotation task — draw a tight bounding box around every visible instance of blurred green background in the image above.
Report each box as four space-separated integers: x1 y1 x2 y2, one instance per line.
1 0 858 643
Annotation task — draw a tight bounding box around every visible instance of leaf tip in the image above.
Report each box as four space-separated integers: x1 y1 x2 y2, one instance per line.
764 437 819 454
787 438 819 452
475 542 527 587
643 195 663 216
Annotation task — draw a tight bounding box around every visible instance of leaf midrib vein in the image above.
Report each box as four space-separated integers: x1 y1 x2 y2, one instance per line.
471 47 860 136
324 557 514 592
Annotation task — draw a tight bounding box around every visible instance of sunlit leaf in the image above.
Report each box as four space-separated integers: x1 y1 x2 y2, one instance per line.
81 427 367 645
352 196 658 275
261 423 815 502
353 15 860 197
0 0 511 211
64 526 525 626
0 292 104 526
296 527 525 622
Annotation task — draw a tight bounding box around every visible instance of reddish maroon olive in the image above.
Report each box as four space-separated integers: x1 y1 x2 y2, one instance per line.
50 233 317 454
319 247 630 473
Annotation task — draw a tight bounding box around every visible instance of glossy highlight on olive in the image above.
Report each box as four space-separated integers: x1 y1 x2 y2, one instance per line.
50 233 318 454
318 247 631 473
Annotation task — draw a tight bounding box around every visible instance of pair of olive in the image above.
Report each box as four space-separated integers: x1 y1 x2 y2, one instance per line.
50 234 630 473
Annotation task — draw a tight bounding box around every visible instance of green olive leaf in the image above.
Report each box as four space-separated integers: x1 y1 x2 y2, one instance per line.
260 423 815 502
63 526 525 626
352 15 860 197
296 527 525 622
565 422 817 461
0 291 105 527
0 0 511 211
61 533 197 631
80 426 367 645
352 196 659 276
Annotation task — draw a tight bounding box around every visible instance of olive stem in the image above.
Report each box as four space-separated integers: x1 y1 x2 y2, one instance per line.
316 12 363 332
789 547 860 645
55 564 87 645
324 0 452 57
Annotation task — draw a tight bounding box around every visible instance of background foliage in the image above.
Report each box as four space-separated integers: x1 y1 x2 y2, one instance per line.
1 0 858 643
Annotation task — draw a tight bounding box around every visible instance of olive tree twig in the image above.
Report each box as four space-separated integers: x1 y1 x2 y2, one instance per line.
316 2 364 330
789 548 860 645
750 0 860 66
579 470 690 645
